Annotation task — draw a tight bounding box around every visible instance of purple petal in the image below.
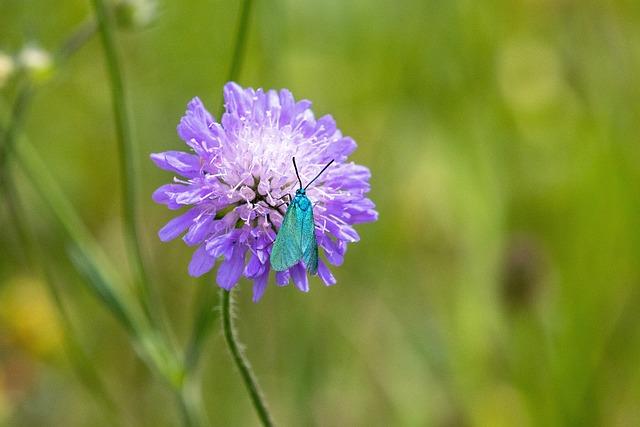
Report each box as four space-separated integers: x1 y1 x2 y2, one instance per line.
265 90 281 125
325 218 360 243
275 271 290 286
152 184 187 210
278 89 295 125
319 235 345 266
348 208 378 224
317 260 336 286
183 214 216 246
324 136 357 161
315 115 337 138
177 97 221 154
290 263 309 292
158 209 199 242
216 245 246 290
244 253 264 278
294 100 313 118
206 234 233 258
175 185 212 205
188 244 216 277
223 82 252 119
324 164 371 189
323 201 378 224
251 268 270 302
150 151 200 177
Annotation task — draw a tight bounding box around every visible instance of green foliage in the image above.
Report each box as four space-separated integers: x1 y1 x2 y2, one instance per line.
1 0 640 425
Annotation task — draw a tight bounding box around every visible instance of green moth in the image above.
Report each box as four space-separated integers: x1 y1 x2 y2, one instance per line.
270 157 334 274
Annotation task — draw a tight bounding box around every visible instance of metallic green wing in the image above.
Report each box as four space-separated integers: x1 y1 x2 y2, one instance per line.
301 204 318 275
270 202 303 271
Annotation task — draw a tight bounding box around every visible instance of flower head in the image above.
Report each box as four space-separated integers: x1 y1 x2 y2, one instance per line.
151 82 377 301
0 51 15 89
18 45 52 82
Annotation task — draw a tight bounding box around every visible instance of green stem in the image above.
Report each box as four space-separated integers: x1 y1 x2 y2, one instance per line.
218 0 254 117
90 0 156 324
55 19 97 63
175 381 208 427
90 4 208 425
16 135 138 333
184 0 255 375
221 289 275 427
3 164 120 421
0 23 116 416
0 83 33 174
0 83 33 263
184 280 219 374
0 20 95 174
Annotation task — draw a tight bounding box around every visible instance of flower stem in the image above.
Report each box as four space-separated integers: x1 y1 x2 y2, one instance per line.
1 155 120 421
90 0 157 325
185 0 254 377
0 83 32 174
184 280 219 374
175 380 208 427
218 0 254 117
220 289 275 427
55 19 97 64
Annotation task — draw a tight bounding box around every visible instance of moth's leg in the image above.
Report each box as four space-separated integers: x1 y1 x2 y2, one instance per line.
274 193 292 209
263 239 276 249
261 194 290 217
259 196 284 214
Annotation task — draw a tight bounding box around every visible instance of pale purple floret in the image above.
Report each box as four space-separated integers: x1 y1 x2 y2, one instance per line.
151 82 377 301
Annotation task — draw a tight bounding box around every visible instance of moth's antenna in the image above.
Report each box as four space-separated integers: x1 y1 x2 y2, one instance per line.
292 157 303 189
304 159 335 190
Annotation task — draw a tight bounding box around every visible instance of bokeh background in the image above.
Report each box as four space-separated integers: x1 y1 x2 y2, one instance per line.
2 0 640 425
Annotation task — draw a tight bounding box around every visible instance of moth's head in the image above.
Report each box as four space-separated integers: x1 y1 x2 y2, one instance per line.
295 188 306 196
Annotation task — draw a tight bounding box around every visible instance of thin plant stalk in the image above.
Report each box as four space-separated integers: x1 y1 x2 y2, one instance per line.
2 162 120 420
182 0 256 419
0 25 116 416
0 13 187 424
213 2 275 424
185 0 255 375
175 381 208 427
218 0 254 117
0 19 95 174
184 281 219 374
90 2 211 425
221 289 275 427
90 0 158 326
7 73 194 427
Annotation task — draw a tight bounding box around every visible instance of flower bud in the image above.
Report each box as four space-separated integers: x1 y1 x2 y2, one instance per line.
18 45 53 83
0 51 16 88
115 0 158 30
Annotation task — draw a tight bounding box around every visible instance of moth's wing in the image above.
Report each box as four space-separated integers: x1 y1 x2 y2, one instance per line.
270 203 303 271
301 204 319 275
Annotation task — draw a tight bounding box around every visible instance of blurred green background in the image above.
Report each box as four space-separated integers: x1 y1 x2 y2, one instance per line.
2 0 640 425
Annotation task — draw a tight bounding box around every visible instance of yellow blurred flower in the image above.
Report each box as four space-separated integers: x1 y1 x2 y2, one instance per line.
498 37 563 113
0 276 64 359
471 383 532 427
0 372 9 425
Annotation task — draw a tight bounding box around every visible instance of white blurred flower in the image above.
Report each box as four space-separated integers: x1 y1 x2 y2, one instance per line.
18 45 53 82
115 0 158 30
0 52 15 88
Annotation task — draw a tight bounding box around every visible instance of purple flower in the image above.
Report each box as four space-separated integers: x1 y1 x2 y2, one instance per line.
151 82 377 301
